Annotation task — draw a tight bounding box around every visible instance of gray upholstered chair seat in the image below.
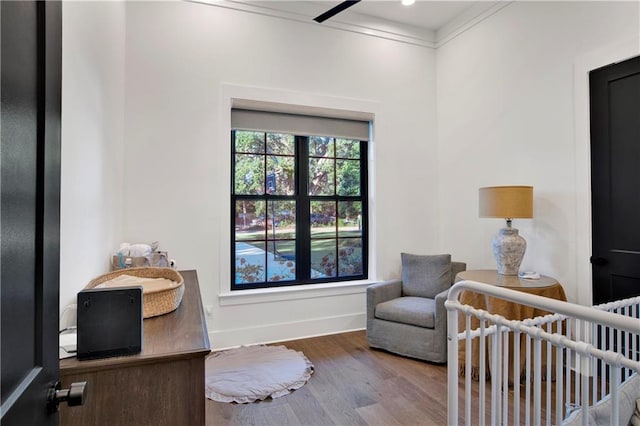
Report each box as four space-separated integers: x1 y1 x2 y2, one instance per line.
375 297 435 329
366 254 466 363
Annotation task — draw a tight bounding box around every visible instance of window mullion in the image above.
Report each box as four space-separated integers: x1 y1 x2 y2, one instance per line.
296 136 311 282
262 132 269 283
332 138 339 277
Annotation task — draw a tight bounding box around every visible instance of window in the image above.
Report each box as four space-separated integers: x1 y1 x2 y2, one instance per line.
231 109 368 290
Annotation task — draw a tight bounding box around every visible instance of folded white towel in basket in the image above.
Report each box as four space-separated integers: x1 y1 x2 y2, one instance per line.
96 274 177 293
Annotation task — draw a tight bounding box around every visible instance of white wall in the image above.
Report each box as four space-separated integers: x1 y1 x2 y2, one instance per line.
59 0 638 345
436 1 640 303
122 1 438 348
60 2 126 317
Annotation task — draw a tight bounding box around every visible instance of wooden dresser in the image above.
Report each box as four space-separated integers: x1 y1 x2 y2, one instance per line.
60 270 210 426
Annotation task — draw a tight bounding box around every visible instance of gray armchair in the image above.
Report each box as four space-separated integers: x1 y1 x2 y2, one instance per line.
366 253 466 363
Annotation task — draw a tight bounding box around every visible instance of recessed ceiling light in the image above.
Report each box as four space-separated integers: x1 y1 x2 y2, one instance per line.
401 0 415 6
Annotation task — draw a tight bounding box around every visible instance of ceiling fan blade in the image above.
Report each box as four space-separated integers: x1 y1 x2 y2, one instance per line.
313 0 361 23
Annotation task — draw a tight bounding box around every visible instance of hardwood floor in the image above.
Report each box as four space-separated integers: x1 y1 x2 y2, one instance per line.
205 331 451 426
205 330 572 425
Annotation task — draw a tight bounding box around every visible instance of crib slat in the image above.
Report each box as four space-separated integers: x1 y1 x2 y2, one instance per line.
465 314 471 426
632 304 637 363
616 307 622 378
575 319 581 408
546 322 552 426
625 306 631 380
555 342 563 426
491 325 500 426
514 330 521 425
581 358 589 426
479 320 486 426
534 338 542 426
565 321 571 418
611 366 621 426
525 334 531 426
591 322 597 405
600 324 606 400
502 330 509 426
446 306 459 425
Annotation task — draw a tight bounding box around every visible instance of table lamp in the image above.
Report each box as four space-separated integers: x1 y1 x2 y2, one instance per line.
479 186 533 275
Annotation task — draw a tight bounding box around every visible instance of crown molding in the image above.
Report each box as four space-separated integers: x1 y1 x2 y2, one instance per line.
189 0 437 48
436 1 513 48
189 0 513 50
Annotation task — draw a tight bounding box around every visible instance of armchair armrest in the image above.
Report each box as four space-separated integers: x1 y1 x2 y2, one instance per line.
451 262 467 283
434 287 451 334
366 280 402 325
367 279 402 305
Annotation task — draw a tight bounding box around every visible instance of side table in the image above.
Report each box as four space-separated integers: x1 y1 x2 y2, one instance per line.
456 269 561 290
455 269 567 381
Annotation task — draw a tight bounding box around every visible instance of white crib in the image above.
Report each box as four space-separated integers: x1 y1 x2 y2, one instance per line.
445 280 640 426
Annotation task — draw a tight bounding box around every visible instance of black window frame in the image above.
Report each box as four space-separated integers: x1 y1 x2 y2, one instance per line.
231 130 368 291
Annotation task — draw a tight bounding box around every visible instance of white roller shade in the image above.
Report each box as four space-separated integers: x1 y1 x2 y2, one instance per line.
231 109 370 141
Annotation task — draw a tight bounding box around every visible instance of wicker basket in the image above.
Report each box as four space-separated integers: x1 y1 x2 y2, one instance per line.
86 267 184 319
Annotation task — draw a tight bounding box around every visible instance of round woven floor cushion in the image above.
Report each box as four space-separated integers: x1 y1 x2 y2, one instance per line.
205 345 314 403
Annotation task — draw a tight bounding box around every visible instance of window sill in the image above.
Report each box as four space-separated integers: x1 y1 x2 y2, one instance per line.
218 279 375 306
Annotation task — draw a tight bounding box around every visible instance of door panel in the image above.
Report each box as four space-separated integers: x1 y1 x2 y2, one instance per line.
1 0 39 403
611 274 640 302
1 1 62 424
590 55 640 304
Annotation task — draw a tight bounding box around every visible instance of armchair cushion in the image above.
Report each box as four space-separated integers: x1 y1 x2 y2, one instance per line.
375 297 435 329
401 253 452 299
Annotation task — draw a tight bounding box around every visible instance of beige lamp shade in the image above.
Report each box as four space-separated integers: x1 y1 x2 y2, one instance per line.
479 186 533 219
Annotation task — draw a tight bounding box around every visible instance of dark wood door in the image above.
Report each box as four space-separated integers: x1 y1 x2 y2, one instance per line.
590 55 640 305
1 1 62 424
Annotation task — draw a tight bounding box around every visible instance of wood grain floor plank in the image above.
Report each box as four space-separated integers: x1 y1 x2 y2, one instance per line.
283 384 335 426
260 402 301 426
355 403 402 426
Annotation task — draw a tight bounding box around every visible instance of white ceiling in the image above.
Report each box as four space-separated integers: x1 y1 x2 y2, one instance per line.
337 0 477 31
245 1 479 32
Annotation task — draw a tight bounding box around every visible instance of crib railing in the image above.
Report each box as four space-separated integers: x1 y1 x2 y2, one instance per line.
445 280 640 426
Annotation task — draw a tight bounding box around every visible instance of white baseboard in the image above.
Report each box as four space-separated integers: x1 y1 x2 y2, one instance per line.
209 312 366 351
